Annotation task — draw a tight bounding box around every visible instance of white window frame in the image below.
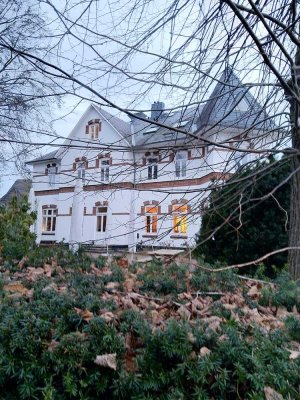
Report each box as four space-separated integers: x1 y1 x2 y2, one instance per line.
145 206 158 234
172 204 188 234
77 161 86 181
175 151 187 177
147 157 158 180
42 207 57 233
96 206 108 233
87 122 101 140
100 159 110 182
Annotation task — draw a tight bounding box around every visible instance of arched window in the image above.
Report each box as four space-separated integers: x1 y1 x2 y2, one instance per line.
42 205 57 233
175 151 187 177
172 204 187 234
145 205 158 233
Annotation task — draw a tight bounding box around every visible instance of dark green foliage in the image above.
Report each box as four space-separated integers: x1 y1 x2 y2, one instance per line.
138 259 187 294
0 247 300 398
197 158 290 276
259 271 300 311
0 196 36 260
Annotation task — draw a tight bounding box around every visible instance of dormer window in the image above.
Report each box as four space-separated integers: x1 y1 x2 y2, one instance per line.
47 163 57 187
85 119 101 140
100 159 110 182
147 156 158 180
175 151 187 177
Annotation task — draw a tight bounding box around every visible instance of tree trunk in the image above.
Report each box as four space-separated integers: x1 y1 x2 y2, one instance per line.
288 50 300 280
288 146 300 280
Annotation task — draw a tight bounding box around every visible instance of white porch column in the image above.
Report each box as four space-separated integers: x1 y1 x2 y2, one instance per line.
69 179 84 252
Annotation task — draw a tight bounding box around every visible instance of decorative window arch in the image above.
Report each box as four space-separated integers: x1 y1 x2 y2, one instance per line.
85 119 101 140
141 201 160 234
42 205 57 233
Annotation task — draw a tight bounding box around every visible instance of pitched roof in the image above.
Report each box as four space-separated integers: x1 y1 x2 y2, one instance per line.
197 67 275 132
132 104 204 147
93 105 131 142
26 150 58 164
0 179 32 205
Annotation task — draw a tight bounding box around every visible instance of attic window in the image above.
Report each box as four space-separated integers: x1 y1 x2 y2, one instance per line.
47 163 57 187
86 119 101 140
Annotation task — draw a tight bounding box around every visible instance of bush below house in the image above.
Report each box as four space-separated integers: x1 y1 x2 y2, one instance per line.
0 248 299 399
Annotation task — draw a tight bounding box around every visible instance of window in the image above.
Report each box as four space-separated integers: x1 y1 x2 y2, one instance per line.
47 163 57 187
86 121 101 140
175 151 187 177
96 206 107 232
77 161 85 181
42 207 57 233
145 206 158 233
100 159 110 181
172 204 187 234
147 157 158 179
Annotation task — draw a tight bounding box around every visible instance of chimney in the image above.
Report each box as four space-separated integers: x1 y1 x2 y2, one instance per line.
151 101 165 121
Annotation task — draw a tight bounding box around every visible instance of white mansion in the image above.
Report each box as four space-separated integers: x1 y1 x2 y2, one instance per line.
27 68 275 251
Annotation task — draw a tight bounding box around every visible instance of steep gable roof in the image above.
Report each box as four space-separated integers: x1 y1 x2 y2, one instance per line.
26 150 58 164
197 67 275 132
92 105 131 142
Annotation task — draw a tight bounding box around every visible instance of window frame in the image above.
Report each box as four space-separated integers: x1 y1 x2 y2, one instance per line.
47 163 57 187
172 204 188 234
96 206 108 233
100 159 110 182
145 206 158 234
175 151 187 177
87 121 101 140
77 161 86 181
42 207 57 233
147 157 158 180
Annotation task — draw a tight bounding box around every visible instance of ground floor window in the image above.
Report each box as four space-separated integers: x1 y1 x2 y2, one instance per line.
96 206 108 232
173 204 187 234
42 207 57 232
145 206 158 233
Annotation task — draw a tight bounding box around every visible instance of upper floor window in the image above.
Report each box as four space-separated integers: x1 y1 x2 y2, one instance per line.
86 119 101 140
42 206 57 233
47 163 57 187
100 159 110 182
175 151 187 177
145 206 158 233
96 206 107 233
172 204 187 234
77 161 86 181
147 157 158 180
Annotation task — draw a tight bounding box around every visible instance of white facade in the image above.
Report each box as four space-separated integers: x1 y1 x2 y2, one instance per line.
28 107 256 251
28 70 274 251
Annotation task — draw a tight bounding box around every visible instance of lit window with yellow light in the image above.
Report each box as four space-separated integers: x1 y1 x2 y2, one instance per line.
145 206 158 233
172 204 187 234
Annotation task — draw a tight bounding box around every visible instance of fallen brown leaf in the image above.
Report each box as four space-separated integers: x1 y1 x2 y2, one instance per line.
94 353 117 370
